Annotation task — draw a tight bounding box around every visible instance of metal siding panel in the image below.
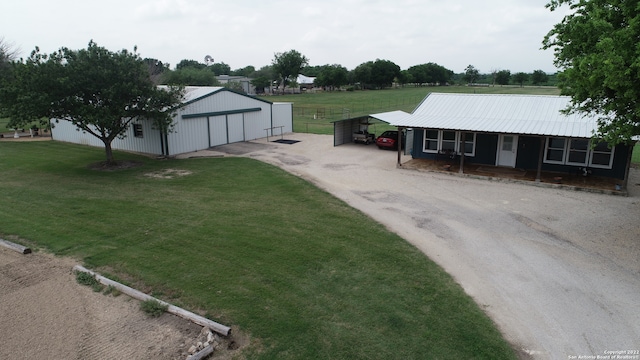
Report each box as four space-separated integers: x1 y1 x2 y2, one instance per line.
272 103 293 133
209 116 228 146
227 114 245 143
244 111 269 140
51 119 163 155
168 117 209 155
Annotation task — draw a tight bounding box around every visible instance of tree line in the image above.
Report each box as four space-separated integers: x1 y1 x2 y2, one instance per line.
139 49 558 93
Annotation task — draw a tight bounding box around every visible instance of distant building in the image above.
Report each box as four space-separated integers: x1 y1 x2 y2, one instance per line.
216 75 255 94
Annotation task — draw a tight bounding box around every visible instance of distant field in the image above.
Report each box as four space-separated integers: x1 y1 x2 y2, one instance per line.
259 85 561 134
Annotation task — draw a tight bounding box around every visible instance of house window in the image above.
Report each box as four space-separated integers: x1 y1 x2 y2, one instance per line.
567 139 589 166
422 129 476 156
441 131 457 151
589 142 615 168
544 137 615 169
545 137 566 164
424 130 439 152
461 132 476 156
133 124 143 138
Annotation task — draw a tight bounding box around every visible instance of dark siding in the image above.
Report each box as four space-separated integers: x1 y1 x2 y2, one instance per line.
411 129 434 160
516 136 543 169
473 133 498 165
514 137 630 180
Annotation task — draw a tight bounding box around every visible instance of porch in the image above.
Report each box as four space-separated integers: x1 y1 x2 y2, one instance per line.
400 158 627 196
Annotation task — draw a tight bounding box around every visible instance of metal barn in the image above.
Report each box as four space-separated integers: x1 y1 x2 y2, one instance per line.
50 86 293 156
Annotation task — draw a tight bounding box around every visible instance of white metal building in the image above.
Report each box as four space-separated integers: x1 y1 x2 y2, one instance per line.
51 86 293 156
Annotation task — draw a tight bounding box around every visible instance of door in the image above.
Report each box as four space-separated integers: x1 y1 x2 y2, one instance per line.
497 134 518 167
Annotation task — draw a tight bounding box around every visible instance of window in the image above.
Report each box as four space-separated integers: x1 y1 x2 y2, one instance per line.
545 137 566 164
424 130 439 151
567 139 589 165
544 137 615 169
422 130 476 156
462 132 476 156
589 142 614 168
441 131 457 151
133 124 143 138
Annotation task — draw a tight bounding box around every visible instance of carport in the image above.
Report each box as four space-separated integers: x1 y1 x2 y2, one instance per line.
333 115 414 166
332 116 387 146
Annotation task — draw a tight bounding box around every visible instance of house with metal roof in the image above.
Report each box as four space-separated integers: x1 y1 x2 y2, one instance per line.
51 86 292 156
371 93 633 182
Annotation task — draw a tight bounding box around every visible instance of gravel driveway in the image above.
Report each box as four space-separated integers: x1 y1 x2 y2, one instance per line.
211 133 640 359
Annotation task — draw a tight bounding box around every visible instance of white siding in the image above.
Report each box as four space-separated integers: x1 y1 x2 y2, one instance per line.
209 115 227 146
227 114 245 143
272 103 293 134
166 117 209 155
179 90 271 118
50 119 164 155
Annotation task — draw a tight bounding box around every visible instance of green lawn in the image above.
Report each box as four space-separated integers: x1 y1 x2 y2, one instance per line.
0 141 516 359
259 85 561 134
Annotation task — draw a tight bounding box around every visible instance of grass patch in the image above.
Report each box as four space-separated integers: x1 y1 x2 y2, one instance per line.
0 141 516 359
632 143 640 165
75 271 103 292
259 85 561 134
140 299 168 317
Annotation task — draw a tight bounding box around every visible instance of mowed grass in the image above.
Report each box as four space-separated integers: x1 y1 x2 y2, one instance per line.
260 85 562 134
0 141 516 359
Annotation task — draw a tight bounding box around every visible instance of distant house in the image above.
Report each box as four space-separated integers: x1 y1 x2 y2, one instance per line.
297 74 316 91
216 75 255 94
51 86 292 156
371 93 634 182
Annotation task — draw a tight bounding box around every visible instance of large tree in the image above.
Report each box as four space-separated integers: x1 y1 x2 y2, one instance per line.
272 50 309 93
0 41 183 164
315 64 349 90
462 65 480 84
495 70 511 85
512 72 529 87
161 67 220 86
407 62 453 85
543 0 640 146
370 59 400 89
0 37 19 82
531 69 549 85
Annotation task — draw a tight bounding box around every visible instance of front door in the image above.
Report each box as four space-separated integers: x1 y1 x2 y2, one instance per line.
497 134 518 167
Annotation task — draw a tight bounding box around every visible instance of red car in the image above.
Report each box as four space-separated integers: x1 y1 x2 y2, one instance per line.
376 130 404 150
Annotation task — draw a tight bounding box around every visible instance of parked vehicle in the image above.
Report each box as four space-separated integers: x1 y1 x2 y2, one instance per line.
376 130 405 150
353 130 375 145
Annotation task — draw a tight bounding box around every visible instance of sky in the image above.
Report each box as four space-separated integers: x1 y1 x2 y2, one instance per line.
1 0 573 74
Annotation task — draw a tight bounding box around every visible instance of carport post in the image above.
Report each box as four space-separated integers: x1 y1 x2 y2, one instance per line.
536 136 545 182
459 132 466 174
397 127 403 166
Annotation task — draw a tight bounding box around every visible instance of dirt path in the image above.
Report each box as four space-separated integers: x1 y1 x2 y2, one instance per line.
0 247 205 360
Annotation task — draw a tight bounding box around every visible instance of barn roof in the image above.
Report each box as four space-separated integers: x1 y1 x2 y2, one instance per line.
158 86 273 106
371 93 602 138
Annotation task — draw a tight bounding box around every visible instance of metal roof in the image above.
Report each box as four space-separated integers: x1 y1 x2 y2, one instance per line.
371 93 600 138
181 86 225 102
